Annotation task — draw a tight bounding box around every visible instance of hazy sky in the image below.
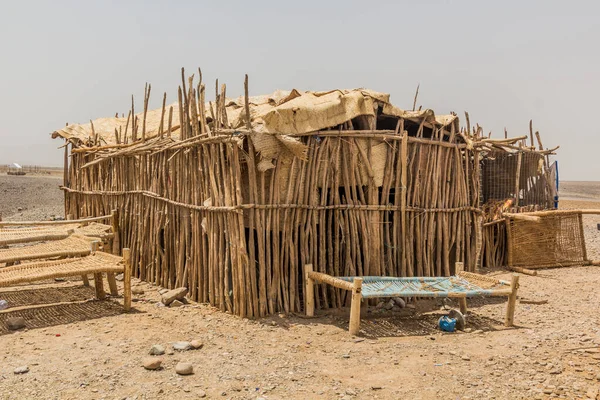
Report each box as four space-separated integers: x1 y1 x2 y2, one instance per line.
0 0 598 180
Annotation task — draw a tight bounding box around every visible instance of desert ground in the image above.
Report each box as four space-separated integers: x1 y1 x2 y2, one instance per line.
1 175 600 400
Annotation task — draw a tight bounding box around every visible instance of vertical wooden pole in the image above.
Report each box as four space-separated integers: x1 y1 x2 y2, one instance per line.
69 213 89 286
505 217 513 268
400 132 408 277
106 209 120 296
504 273 519 327
111 209 120 255
348 277 363 335
578 212 589 263
63 141 69 218
123 248 132 312
305 264 314 316
455 262 467 314
514 152 522 207
91 241 106 300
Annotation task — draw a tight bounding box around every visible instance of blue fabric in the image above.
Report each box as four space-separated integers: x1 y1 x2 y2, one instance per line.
337 276 495 299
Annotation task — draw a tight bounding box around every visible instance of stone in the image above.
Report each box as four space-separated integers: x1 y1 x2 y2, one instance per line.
173 341 192 351
170 299 184 307
158 288 169 295
190 340 204 350
376 301 385 309
384 299 394 310
392 297 406 308
161 287 188 306
175 362 194 375
143 357 162 370
115 273 124 281
461 355 471 361
14 365 29 374
132 287 145 295
197 390 206 398
7 317 26 330
149 344 165 355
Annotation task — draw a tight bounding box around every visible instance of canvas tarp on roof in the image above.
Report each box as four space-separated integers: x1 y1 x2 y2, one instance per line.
52 103 182 147
51 88 459 148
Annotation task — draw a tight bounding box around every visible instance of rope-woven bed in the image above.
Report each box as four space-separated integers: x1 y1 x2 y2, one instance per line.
0 251 123 287
0 227 72 246
305 264 520 335
0 250 133 311
0 236 93 264
0 223 113 246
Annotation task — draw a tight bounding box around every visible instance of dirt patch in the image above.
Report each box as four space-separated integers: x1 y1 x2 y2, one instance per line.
0 175 64 221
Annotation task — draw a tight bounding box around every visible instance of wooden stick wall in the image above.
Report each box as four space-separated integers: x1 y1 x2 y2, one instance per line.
64 131 481 317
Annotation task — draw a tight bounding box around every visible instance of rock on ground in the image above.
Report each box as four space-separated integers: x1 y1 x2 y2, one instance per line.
142 357 162 370
175 362 194 375
6 317 26 330
149 344 165 355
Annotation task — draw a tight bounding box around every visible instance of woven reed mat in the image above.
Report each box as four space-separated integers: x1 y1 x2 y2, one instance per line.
457 271 506 289
337 272 507 299
0 236 92 264
0 222 112 246
0 300 124 335
74 222 113 239
0 252 123 287
508 213 586 268
0 285 95 308
0 227 72 246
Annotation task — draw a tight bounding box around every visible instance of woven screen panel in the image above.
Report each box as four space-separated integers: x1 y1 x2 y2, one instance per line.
508 214 586 268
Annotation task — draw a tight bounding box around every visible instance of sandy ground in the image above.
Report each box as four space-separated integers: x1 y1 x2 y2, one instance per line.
0 179 599 399
0 175 64 221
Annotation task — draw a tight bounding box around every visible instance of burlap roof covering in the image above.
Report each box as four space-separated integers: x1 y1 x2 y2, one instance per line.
52 88 458 147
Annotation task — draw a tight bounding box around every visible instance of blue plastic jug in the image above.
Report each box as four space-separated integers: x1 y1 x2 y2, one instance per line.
438 316 457 332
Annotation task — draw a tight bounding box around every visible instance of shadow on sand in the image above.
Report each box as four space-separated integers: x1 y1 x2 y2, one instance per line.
0 285 137 335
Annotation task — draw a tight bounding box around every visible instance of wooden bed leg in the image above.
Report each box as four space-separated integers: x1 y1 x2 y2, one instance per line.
123 248 132 312
90 241 106 300
504 274 519 327
349 278 363 336
455 262 468 314
71 213 89 286
106 210 120 296
459 297 468 315
93 273 106 300
305 264 314 317
107 273 119 296
360 297 368 319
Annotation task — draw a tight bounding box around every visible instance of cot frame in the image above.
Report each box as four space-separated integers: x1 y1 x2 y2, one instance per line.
304 263 519 335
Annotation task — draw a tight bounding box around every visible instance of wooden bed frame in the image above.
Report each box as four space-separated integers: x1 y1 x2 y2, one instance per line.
305 263 520 335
